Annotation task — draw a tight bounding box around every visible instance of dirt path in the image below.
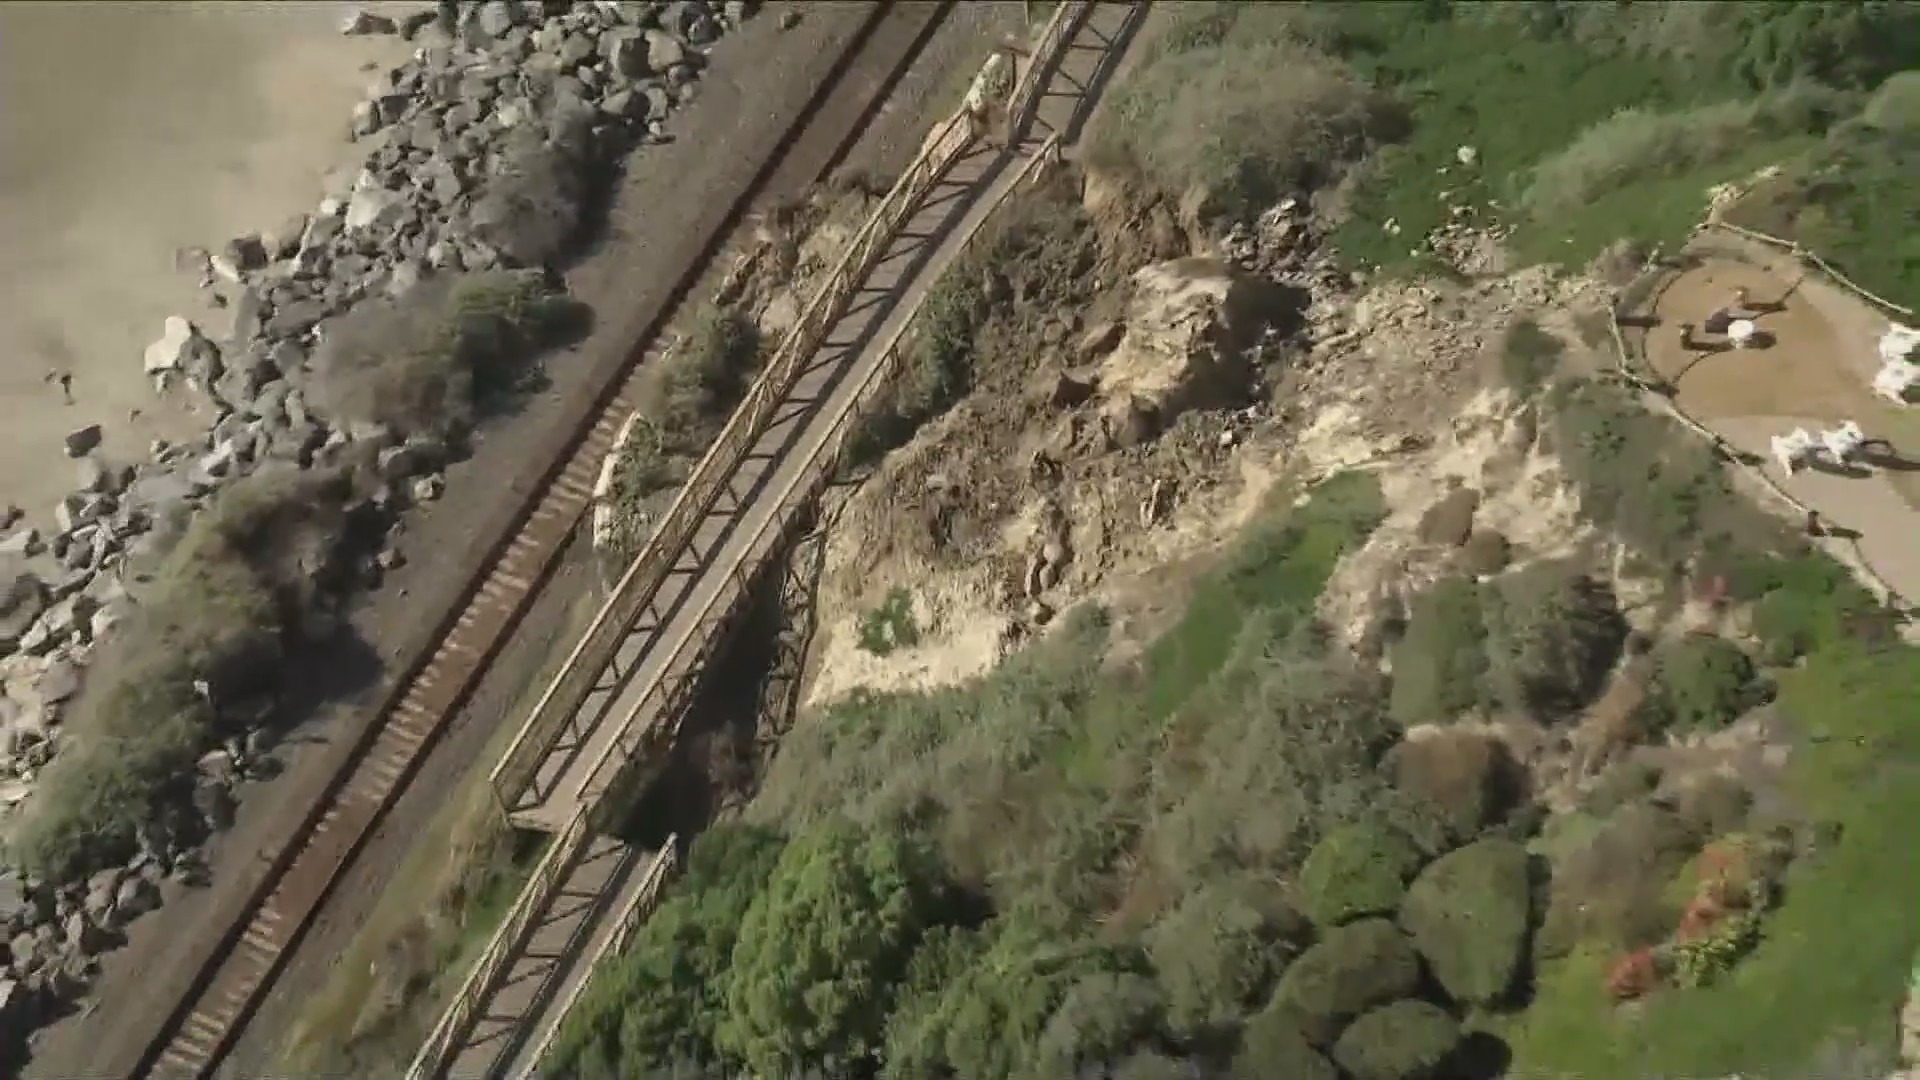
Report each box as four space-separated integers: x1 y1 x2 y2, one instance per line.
1639 238 1920 611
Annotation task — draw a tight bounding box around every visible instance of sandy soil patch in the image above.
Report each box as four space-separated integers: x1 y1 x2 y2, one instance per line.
0 1 411 524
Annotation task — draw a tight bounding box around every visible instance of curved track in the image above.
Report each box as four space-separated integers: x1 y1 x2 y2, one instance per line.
109 5 956 1077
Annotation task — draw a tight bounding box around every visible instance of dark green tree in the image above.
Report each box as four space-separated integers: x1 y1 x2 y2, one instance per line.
717 818 954 1077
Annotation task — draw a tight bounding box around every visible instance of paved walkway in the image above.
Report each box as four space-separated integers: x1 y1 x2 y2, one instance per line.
1638 235 1920 620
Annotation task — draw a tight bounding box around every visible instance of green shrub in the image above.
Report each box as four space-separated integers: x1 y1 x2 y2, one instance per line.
545 825 787 1078
858 588 922 656
1862 70 1920 134
1090 6 1400 220
1148 646 1402 889
1389 576 1487 726
600 306 763 562
1390 729 1524 843
1033 972 1167 1078
1646 634 1761 732
1232 1004 1339 1080
1148 880 1305 1034
1522 86 1853 221
1399 839 1534 1006
1332 999 1462 1080
881 916 1137 1080
718 818 955 1077
309 269 584 437
1501 318 1566 396
7 470 351 884
1536 800 1701 958
1270 917 1422 1045
1545 378 1790 573
1297 822 1428 929
1742 551 1894 664
1482 560 1625 719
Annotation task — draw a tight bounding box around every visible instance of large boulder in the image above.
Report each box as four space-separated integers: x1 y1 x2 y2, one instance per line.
0 563 46 650
1093 257 1297 440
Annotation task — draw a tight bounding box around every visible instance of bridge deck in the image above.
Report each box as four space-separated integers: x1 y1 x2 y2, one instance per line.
506 0 1139 836
446 835 653 1079
425 5 1147 1077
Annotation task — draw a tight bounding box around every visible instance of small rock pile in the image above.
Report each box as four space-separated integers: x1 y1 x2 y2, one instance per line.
0 0 758 1041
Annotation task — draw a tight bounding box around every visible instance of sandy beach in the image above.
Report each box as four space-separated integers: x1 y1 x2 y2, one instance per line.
0 1 412 527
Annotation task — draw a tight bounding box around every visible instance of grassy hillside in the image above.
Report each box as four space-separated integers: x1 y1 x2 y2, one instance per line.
539 5 1920 1078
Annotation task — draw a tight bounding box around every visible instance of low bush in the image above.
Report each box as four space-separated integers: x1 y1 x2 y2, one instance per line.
1536 800 1702 959
1522 85 1854 222
1089 5 1401 220
469 119 596 268
309 269 584 438
1033 972 1167 1078
1389 576 1487 726
1390 730 1524 843
1545 378 1790 574
1482 561 1625 719
1233 1004 1339 1080
855 188 1092 462
1270 917 1422 1045
858 588 922 657
1670 909 1764 989
1400 839 1534 1006
1457 529 1512 576
1645 634 1761 732
1332 999 1462 1080
718 818 956 1078
7 469 352 884
600 306 763 562
1500 318 1566 397
1296 822 1428 929
1147 879 1306 1035
1416 487 1480 547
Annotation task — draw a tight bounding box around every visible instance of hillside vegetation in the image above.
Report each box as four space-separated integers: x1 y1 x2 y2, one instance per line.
541 4 1919 1079
1094 0 1918 295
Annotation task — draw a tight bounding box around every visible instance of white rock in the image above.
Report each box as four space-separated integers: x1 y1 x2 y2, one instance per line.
1456 144 1478 166
143 316 202 376
346 184 406 233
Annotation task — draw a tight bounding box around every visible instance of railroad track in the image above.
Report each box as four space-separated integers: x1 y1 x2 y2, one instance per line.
112 5 956 1077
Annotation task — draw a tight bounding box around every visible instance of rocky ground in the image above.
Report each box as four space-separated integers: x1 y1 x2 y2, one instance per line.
0 0 763 1051
796 152 1794 897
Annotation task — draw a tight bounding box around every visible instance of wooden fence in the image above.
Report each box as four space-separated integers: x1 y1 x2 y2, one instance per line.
1607 224 1908 611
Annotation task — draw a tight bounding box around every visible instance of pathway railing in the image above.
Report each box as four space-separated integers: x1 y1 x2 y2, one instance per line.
403 808 591 1080
1607 219 1908 611
411 13 1097 1077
